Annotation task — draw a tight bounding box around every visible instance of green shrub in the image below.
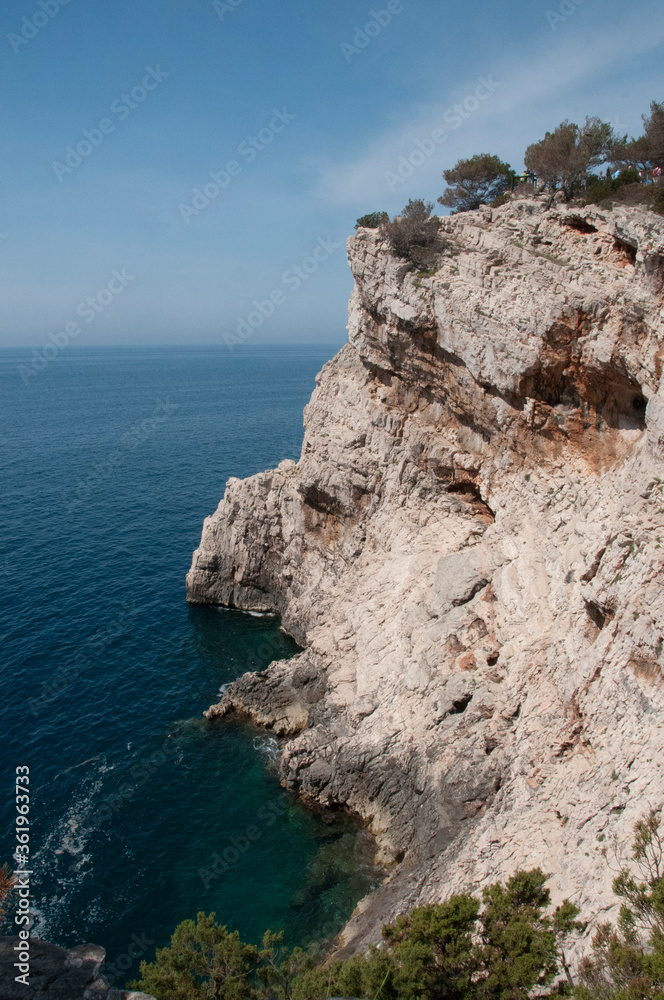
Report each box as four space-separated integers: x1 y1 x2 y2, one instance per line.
128 917 326 1000
129 871 582 1000
382 199 447 269
584 169 641 205
356 211 389 229
490 192 512 209
653 186 664 216
583 169 664 214
576 811 664 1000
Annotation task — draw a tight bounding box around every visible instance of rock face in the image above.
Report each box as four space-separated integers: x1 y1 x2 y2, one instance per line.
0 937 155 1000
187 199 664 951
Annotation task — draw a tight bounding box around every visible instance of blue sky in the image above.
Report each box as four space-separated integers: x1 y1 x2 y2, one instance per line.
1 0 663 348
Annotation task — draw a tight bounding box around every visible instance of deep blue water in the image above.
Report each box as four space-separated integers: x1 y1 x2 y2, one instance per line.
0 344 379 985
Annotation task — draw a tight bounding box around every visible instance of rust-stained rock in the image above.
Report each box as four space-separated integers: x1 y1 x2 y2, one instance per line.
188 199 664 953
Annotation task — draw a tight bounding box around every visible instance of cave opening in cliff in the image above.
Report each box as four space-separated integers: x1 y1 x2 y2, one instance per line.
597 381 648 432
299 483 345 517
613 236 637 266
523 351 648 437
446 481 496 522
563 216 599 234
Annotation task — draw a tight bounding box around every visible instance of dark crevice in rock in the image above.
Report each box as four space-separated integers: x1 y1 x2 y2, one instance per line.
451 580 489 607
447 481 496 522
449 693 473 715
563 216 599 234
584 599 614 630
518 317 648 434
581 547 607 583
299 484 345 517
643 251 664 293
584 599 606 630
447 481 479 497
614 236 637 265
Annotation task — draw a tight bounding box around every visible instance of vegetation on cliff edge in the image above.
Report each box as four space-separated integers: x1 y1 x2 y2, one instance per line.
130 814 664 1000
380 198 448 270
354 98 663 225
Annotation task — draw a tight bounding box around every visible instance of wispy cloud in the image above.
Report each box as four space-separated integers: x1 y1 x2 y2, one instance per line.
315 11 664 207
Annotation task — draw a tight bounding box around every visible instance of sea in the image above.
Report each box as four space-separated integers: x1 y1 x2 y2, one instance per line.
0 344 381 984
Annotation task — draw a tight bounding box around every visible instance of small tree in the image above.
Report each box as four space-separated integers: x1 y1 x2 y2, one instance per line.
584 169 642 207
380 893 481 1000
577 811 664 1000
131 873 581 1000
356 211 389 229
130 916 321 1000
129 912 262 1000
613 811 664 936
438 154 514 214
605 101 664 176
608 135 653 174
524 117 615 198
381 199 446 269
643 100 664 169
475 868 582 1000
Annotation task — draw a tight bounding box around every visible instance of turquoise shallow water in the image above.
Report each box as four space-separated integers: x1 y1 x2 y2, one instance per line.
0 344 380 983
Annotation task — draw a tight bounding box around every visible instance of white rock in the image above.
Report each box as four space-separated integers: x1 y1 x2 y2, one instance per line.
188 199 664 954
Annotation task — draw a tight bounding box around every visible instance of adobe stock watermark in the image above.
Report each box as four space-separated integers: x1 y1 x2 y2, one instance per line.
546 0 588 30
51 66 169 182
17 268 136 385
385 74 502 191
213 0 245 20
7 0 72 54
67 399 179 511
340 0 404 62
29 601 142 717
104 931 155 987
179 107 295 224
341 1 404 62
198 792 291 889
222 236 340 349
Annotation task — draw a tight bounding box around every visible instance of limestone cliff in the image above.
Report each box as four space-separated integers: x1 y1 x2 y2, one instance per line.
187 198 664 951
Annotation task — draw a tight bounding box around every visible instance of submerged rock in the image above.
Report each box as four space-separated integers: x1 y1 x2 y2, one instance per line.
188 199 664 950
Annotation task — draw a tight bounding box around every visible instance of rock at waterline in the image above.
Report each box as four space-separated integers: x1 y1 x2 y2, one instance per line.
0 936 156 1000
